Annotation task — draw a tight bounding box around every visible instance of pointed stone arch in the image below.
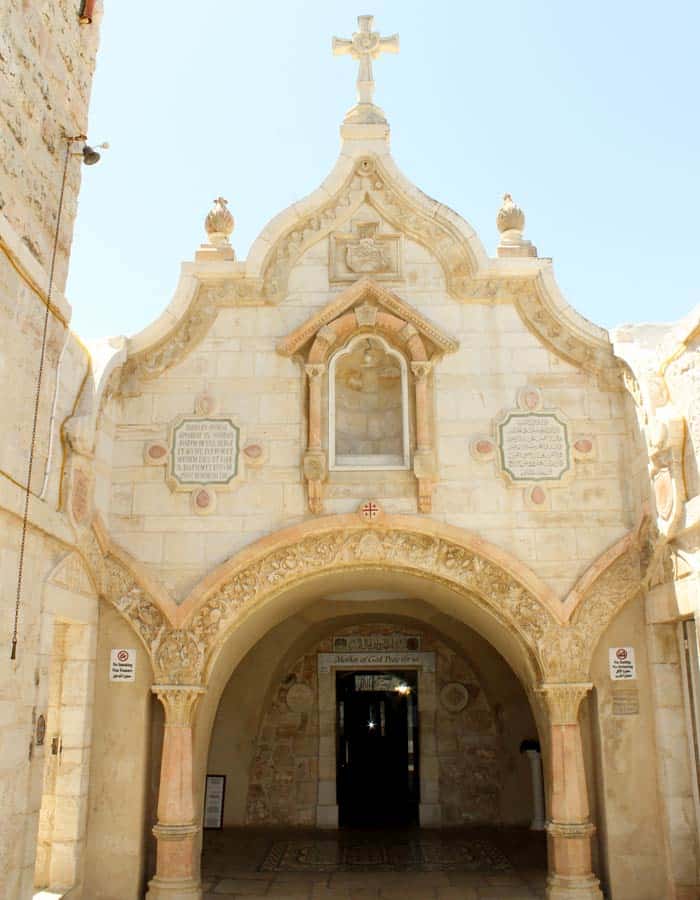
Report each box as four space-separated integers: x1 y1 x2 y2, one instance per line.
256 153 486 304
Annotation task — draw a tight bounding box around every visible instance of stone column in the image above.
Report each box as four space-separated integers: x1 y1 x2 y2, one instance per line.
147 685 205 900
410 361 434 513
525 748 546 831
305 364 325 451
303 364 327 514
539 683 603 900
410 361 431 452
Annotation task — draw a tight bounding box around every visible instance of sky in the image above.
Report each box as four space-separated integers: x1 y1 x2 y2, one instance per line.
67 0 700 341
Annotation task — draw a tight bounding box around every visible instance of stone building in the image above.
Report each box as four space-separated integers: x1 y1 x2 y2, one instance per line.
2 10 700 900
0 0 103 897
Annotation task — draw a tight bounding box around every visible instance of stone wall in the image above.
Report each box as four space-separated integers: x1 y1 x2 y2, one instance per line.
434 641 501 825
645 608 699 899
1 0 102 289
0 532 99 897
82 605 155 900
0 4 103 896
246 649 319 826
108 229 633 603
589 598 669 900
241 623 532 827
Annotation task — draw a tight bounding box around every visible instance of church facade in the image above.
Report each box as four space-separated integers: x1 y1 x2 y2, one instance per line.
2 10 700 900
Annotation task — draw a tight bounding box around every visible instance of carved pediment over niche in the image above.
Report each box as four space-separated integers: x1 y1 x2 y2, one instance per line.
277 279 458 515
277 277 458 360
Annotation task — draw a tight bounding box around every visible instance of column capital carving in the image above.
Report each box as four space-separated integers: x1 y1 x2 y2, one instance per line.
152 684 205 726
305 363 326 379
410 360 432 381
537 682 593 725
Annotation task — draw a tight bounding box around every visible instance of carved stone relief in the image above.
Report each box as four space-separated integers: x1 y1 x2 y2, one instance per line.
330 218 402 282
77 514 642 690
194 527 554 675
101 151 619 412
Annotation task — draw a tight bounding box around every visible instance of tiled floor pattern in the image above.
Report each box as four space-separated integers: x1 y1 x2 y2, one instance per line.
202 827 547 899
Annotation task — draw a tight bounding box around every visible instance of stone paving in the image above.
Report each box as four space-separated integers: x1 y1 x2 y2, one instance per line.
201 827 547 899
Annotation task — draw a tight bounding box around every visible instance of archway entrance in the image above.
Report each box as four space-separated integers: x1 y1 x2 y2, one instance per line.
199 597 548 895
143 515 605 900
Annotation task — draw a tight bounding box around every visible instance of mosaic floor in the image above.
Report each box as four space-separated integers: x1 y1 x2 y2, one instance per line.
201 826 548 899
259 837 512 872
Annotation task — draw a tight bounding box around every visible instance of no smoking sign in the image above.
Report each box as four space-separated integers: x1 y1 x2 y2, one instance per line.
609 646 636 681
110 648 136 682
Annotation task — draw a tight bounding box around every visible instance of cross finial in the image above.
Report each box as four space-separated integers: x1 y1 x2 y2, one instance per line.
332 15 399 115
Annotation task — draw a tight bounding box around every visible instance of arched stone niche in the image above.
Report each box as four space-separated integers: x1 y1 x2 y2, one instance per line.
276 277 459 514
329 334 410 470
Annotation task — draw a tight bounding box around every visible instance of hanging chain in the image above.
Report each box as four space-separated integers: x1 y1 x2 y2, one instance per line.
11 140 72 660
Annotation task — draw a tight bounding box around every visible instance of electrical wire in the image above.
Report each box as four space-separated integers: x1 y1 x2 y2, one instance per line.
10 139 73 660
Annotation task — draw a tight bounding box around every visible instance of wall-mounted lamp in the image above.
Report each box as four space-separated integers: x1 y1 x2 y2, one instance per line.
74 141 109 166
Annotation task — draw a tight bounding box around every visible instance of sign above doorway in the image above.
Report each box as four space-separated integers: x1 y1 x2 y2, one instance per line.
332 633 421 653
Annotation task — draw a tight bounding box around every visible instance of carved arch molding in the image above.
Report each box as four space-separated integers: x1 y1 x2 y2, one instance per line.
72 516 642 688
113 155 617 401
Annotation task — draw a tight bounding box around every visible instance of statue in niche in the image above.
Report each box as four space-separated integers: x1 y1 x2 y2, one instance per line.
331 336 407 468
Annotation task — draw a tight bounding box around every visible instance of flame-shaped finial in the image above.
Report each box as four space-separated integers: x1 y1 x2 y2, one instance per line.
204 197 235 242
496 193 525 235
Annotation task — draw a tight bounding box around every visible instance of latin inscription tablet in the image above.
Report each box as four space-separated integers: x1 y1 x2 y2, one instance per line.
170 417 239 487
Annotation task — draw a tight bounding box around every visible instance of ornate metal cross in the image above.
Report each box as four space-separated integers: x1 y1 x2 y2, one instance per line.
332 15 399 107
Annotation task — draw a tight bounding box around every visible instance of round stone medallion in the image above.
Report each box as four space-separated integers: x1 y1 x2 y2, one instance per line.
439 682 470 714
286 682 313 713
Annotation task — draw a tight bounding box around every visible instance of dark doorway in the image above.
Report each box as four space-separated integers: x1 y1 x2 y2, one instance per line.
336 670 419 826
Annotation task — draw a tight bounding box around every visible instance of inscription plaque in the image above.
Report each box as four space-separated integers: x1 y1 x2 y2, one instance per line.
332 633 421 653
169 417 239 487
497 411 571 482
612 687 640 716
318 651 436 673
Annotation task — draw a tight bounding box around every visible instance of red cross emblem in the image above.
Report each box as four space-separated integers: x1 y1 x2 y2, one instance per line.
360 500 380 521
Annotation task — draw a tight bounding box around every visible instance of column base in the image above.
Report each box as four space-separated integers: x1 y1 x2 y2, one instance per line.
546 873 603 900
146 876 202 900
